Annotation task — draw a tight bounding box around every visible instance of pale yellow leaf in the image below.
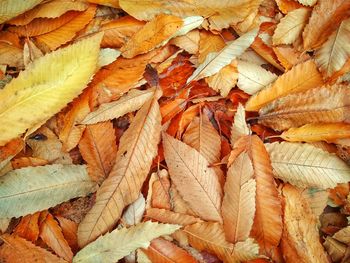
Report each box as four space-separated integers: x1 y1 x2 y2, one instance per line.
222 151 256 243
281 184 329 262
82 88 155 124
0 33 102 146
74 222 180 263
0 164 97 218
187 28 258 83
78 90 161 247
0 218 10 233
315 17 350 78
272 8 310 45
162 133 223 222
237 60 277 95
0 0 44 24
98 48 121 68
297 0 317 6
258 84 350 131
230 103 250 145
246 59 323 111
301 188 328 219
170 30 200 54
121 194 146 226
266 142 350 189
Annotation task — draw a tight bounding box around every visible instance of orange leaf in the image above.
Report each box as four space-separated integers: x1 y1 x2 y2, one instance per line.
0 138 24 164
79 121 117 183
13 212 41 242
150 172 172 210
56 216 78 253
143 237 198 263
11 157 48 169
39 213 73 261
275 0 303 14
0 234 65 263
146 208 202 226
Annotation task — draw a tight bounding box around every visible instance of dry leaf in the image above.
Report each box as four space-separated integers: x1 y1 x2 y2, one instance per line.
0 33 102 146
245 60 323 111
323 237 347 262
0 0 44 24
78 121 117 183
149 171 171 210
121 194 146 226
230 103 250 144
163 133 223 222
198 30 226 64
74 221 180 263
13 212 41 242
146 208 202 226
222 151 256 243
78 90 161 247
0 164 97 218
170 30 200 55
281 184 329 262
56 215 79 253
266 142 350 189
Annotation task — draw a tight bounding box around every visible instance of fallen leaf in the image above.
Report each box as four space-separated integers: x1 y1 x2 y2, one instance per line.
230 103 250 144
323 237 347 262
170 30 200 55
146 208 202 226
121 194 146 226
56 215 79 253
0 0 44 24
13 212 41 242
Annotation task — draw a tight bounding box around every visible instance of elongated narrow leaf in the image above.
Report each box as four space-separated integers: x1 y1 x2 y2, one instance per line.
0 234 65 263
265 142 350 189
280 123 350 143
74 222 180 263
146 208 202 226
315 17 350 78
0 33 102 146
222 151 256 243
187 28 258 83
245 60 323 111
237 60 277 95
82 88 154 124
79 121 117 183
184 222 259 263
0 0 44 23
0 164 96 218
231 104 250 145
163 133 223 222
281 184 329 262
258 84 350 131
78 90 161 247
272 8 310 45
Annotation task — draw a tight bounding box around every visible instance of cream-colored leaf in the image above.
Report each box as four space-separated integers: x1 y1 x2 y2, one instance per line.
82 88 155 124
222 151 256 243
74 222 180 263
333 226 350 245
301 188 328 219
258 84 350 131
170 30 199 54
237 60 277 95
98 48 121 68
0 0 44 24
146 208 202 226
0 33 102 146
272 8 310 45
297 0 317 6
162 133 223 222
245 60 323 111
266 142 350 189
0 164 97 218
281 184 329 262
187 28 258 83
233 238 261 262
315 17 350 78
0 234 66 263
0 218 10 233
173 16 203 38
230 103 250 145
119 0 262 31
121 194 146 226
78 90 161 247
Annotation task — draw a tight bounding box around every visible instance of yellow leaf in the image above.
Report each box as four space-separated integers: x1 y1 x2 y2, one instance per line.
0 234 66 263
315 17 350 78
0 164 97 218
0 0 44 24
206 62 238 97
119 0 262 31
170 30 200 55
272 8 310 45
198 30 226 64
302 0 350 50
258 84 350 131
162 133 223 222
230 103 250 144
74 222 179 263
297 0 317 6
77 89 162 247
280 123 350 143
245 60 323 111
0 33 102 146
266 142 350 189
222 151 256 243
187 28 258 83
281 184 329 262
86 0 119 8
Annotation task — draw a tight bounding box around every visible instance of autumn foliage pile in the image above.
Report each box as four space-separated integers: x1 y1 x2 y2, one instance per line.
1 0 350 262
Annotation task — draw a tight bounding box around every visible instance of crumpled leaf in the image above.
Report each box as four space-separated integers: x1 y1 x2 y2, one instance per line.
0 33 102 146
0 164 97 218
73 221 180 263
0 0 44 24
266 142 350 189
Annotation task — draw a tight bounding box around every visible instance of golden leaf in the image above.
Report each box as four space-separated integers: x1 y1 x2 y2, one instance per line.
74 222 180 263
170 30 200 55
266 142 350 189
162 133 223 222
0 0 44 24
0 33 102 146
297 0 317 6
245 60 323 111
281 184 329 262
77 90 161 247
206 62 238 97
222 151 256 243
198 30 226 64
